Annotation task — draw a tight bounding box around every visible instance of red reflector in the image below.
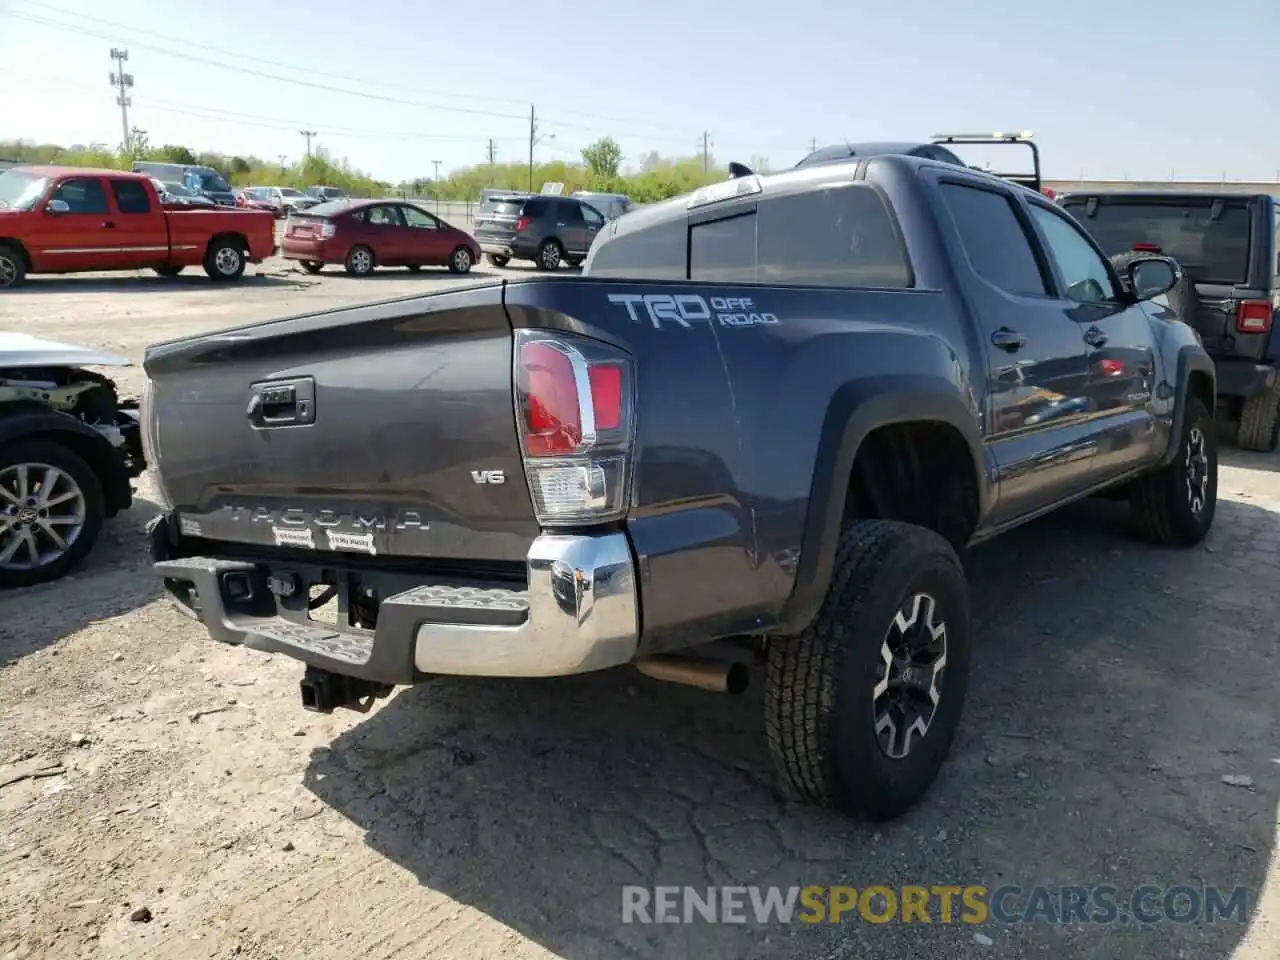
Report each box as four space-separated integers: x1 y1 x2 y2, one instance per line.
588 365 622 431
515 216 531 232
1237 300 1273 334
520 342 581 456
1100 358 1125 376
1132 243 1162 253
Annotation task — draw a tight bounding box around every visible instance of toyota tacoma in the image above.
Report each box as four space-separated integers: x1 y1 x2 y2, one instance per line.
141 154 1217 820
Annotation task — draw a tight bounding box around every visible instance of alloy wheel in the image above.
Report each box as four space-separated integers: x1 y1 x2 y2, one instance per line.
0 462 87 571
872 592 948 760
0 255 17 288
1185 425 1210 515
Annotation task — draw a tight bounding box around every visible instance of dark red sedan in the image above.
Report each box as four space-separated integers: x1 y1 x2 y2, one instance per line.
281 199 481 276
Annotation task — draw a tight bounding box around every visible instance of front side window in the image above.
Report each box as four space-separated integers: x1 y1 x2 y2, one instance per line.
366 205 402 226
1027 203 1117 303
52 178 109 215
580 203 605 227
401 206 439 229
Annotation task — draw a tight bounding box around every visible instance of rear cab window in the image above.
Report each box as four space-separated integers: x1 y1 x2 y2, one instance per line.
1062 197 1253 286
111 178 152 214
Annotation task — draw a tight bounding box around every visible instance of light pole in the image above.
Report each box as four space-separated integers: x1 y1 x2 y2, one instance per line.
432 159 441 214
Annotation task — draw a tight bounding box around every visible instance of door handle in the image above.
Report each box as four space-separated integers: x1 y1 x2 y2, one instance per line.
1084 326 1108 348
991 328 1027 352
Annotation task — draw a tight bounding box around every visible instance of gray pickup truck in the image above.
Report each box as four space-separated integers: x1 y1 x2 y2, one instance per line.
142 154 1216 821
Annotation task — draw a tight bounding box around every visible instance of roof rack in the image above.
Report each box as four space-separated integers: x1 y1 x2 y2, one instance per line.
930 131 1041 191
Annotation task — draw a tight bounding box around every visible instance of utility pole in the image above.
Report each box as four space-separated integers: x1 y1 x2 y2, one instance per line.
432 160 441 214
528 105 535 192
699 131 713 175
277 154 287 172
486 138 496 165
809 137 817 153
300 130 316 160
108 48 133 154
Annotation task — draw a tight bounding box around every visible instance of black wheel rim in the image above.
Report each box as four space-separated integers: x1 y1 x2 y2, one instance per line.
1185 425 1209 515
873 592 948 760
0 255 16 288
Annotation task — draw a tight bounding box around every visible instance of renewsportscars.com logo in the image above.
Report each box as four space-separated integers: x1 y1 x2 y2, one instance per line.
620 884 1252 926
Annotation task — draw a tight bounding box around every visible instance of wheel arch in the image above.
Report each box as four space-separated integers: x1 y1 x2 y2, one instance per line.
1161 345 1217 467
0 238 32 270
776 378 989 635
0 406 132 516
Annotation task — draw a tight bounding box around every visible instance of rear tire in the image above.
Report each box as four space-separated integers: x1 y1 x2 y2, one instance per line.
153 264 183 278
1130 395 1217 545
203 238 245 281
344 245 375 277
765 519 971 821
299 260 324 275
565 257 584 268
536 239 562 271
0 244 29 289
406 264 422 272
0 439 106 590
1235 383 1280 452
486 253 510 268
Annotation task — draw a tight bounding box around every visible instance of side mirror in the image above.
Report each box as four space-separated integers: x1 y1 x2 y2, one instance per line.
46 199 70 214
1127 256 1179 301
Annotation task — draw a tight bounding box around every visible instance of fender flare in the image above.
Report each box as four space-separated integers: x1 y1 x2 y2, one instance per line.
0 403 133 513
775 376 989 635
1160 345 1216 467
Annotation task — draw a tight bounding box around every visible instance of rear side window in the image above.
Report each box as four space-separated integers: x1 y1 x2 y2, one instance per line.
523 198 550 218
111 179 151 214
756 184 912 287
690 213 758 282
585 217 686 280
939 183 1048 296
51 177 108 215
1063 198 1253 285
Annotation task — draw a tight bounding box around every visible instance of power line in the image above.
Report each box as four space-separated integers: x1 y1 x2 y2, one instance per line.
7 5 703 142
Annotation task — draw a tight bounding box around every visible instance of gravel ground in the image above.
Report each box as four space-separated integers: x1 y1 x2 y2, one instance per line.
0 258 1277 960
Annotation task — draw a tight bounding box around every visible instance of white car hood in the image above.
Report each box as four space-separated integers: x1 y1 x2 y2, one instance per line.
0 332 131 368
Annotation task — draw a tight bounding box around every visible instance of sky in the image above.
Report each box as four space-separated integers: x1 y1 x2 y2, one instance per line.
0 0 1276 185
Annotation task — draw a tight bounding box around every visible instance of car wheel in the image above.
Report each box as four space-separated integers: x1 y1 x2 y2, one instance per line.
536 239 562 271
299 260 324 275
1235 383 1280 452
344 245 375 277
203 238 245 281
0 244 28 289
0 439 106 589
449 246 473 274
1130 395 1218 545
486 253 510 268
565 257 584 268
406 265 422 272
765 519 971 821
153 264 183 278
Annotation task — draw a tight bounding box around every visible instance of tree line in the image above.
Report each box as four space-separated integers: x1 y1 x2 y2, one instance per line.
0 131 752 204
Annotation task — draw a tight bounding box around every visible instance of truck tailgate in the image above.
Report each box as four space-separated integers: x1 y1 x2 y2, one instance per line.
143 283 539 563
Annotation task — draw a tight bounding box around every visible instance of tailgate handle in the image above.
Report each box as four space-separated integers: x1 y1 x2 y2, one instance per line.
247 377 316 428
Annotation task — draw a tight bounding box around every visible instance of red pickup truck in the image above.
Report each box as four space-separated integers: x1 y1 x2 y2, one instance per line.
0 166 277 289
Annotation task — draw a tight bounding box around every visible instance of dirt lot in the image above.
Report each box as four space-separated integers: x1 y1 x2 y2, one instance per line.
1 259 1277 960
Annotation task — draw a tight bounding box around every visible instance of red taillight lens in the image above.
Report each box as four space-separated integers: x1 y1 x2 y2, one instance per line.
1132 242 1163 253
514 332 634 525
520 341 582 456
515 216 531 232
1237 300 1273 334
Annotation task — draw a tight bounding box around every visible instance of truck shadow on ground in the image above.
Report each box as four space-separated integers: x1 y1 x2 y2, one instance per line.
6 274 307 294
304 496 1278 960
293 268 501 283
0 495 164 664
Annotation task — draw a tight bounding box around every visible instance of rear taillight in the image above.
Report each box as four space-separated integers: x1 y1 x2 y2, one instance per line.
320 221 336 239
1237 300 1273 334
514 216 531 232
514 330 634 526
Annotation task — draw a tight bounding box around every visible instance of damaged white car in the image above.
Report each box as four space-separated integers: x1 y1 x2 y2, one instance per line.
0 333 145 587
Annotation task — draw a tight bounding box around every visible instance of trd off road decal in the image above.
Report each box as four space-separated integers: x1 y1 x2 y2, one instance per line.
608 293 779 330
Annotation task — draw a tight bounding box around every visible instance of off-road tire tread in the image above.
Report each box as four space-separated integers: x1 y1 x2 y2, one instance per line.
764 519 965 815
1235 383 1280 452
1131 396 1216 545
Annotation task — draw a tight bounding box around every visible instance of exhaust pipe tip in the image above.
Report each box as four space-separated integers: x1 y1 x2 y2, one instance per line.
634 656 750 695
